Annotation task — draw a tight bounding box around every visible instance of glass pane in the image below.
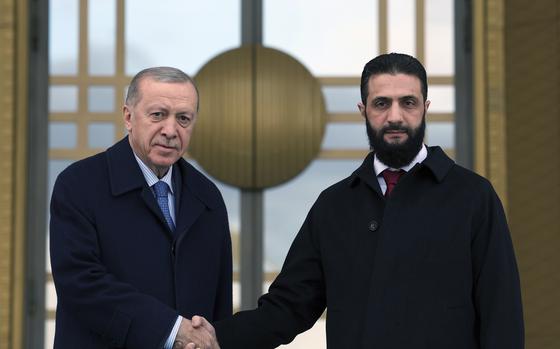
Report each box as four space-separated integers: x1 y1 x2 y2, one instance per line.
265 159 362 270
322 86 361 113
428 85 454 113
49 0 79 75
48 160 74 200
49 123 77 149
425 0 454 75
88 86 115 113
46 281 57 311
45 319 56 349
426 121 454 149
321 123 367 150
125 0 241 75
388 0 416 56
49 85 78 112
89 0 116 75
264 0 378 76
88 122 115 149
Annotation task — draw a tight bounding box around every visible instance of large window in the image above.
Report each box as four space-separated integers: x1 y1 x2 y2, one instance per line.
46 1 454 348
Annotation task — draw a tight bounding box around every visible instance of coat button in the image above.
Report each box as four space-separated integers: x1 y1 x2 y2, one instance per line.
368 220 379 232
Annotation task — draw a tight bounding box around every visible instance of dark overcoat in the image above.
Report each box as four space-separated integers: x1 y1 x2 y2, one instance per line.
215 146 524 349
50 137 232 348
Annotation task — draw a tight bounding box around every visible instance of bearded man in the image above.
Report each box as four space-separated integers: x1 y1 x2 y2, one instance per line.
184 53 525 349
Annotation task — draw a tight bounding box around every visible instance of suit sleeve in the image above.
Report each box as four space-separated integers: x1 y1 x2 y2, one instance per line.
214 203 326 348
471 181 525 348
50 170 178 349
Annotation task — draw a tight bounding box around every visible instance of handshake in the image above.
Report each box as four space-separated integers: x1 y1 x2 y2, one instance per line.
173 316 220 349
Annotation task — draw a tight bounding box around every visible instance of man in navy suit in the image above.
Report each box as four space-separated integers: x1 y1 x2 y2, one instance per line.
50 67 230 349
187 53 524 348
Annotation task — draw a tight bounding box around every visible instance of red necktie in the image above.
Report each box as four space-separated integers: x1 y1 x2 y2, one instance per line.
382 169 405 197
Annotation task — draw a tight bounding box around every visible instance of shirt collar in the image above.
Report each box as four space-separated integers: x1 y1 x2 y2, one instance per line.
133 153 174 194
373 144 428 176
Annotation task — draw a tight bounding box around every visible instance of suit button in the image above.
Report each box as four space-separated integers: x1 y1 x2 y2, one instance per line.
368 220 379 232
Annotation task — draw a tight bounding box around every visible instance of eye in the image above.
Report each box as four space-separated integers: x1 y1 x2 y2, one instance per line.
402 98 417 108
150 112 165 121
373 99 389 109
176 114 193 127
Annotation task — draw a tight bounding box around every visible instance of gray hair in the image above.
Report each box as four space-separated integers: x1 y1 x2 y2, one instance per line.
125 66 199 110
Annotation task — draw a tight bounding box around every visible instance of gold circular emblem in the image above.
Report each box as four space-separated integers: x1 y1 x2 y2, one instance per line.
190 45 326 189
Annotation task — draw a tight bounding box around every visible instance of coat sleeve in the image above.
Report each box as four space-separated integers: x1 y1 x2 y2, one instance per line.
49 170 178 349
471 180 524 348
214 202 326 348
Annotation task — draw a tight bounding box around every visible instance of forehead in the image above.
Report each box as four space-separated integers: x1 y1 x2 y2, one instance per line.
137 78 198 105
367 73 422 99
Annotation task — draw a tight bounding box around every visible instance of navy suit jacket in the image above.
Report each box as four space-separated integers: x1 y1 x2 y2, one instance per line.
50 137 232 348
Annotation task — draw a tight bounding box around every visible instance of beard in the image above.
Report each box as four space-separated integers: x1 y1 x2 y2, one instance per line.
366 113 426 168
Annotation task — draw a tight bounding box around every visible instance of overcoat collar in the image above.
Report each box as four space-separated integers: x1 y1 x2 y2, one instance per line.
349 146 455 192
105 136 217 238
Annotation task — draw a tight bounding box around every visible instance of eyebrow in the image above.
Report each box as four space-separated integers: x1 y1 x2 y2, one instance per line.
371 95 419 103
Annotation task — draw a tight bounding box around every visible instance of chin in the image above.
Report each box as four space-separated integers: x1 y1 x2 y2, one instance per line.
385 138 407 145
151 157 178 168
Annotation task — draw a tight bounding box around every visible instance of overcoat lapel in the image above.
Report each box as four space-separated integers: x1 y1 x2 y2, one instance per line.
107 136 175 238
173 160 208 240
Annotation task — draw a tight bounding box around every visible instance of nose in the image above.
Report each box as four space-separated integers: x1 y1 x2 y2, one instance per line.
387 104 404 124
160 117 178 138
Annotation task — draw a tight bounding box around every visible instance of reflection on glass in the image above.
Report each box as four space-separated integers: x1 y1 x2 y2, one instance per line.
322 86 361 113
88 123 115 149
49 123 77 149
264 0 378 76
427 85 454 113
321 123 368 150
49 0 79 75
426 121 454 149
49 85 78 113
89 0 116 75
425 0 454 75
88 86 115 113
125 0 240 75
388 0 416 56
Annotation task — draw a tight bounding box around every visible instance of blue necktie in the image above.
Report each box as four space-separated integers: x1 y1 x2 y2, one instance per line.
153 181 175 231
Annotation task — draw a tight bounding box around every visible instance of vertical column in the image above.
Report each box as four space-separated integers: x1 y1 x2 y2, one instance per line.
239 0 264 310
0 0 17 347
240 190 264 309
454 0 473 169
23 0 50 348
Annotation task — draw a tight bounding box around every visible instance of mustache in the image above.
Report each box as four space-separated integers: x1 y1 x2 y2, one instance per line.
381 124 411 134
152 139 179 149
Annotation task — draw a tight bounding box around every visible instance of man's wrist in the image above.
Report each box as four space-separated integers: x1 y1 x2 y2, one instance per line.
163 315 183 349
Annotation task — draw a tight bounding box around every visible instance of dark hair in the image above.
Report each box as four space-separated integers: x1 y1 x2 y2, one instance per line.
360 53 428 104
125 66 199 110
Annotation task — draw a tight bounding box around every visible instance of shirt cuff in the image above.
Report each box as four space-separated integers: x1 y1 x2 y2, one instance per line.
163 315 183 349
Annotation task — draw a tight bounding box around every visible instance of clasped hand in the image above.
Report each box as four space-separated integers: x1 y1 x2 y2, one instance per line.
173 316 219 349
